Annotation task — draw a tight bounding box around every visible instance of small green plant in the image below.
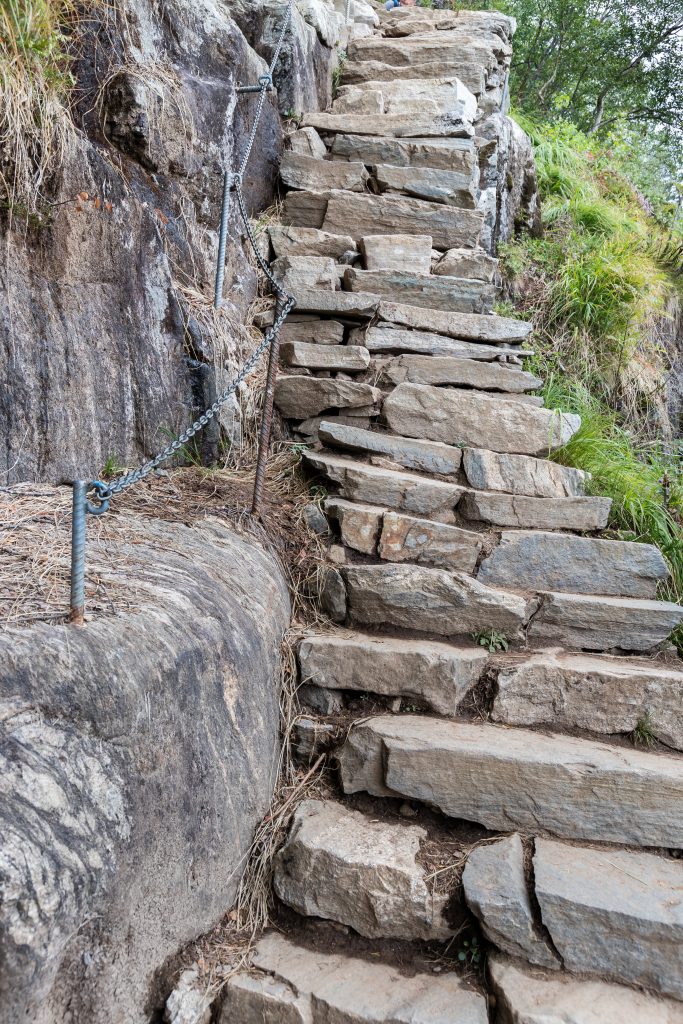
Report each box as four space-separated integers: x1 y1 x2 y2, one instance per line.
631 712 656 748
472 629 509 654
309 483 328 500
101 454 124 478
332 48 347 98
457 936 481 967
158 426 203 468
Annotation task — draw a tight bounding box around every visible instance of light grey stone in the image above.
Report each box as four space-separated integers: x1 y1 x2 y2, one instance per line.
434 248 499 281
282 188 330 228
362 326 526 362
282 285 380 317
379 511 483 572
298 633 487 716
343 60 487 98
280 341 370 371
280 151 370 192
272 255 337 291
338 716 683 848
320 566 347 623
376 300 532 341
383 384 580 456
302 502 330 536
462 492 611 531
302 110 475 140
534 839 683 999
463 448 588 498
319 420 463 474
164 968 212 1024
360 233 433 274
222 973 307 1024
374 164 477 208
479 531 669 597
281 318 345 346
324 497 383 554
269 226 357 260
330 133 477 177
492 649 683 751
275 376 381 418
335 76 477 120
332 87 385 114
381 354 541 391
343 564 530 636
347 28 511 73
489 955 683 1024
305 451 464 513
345 268 495 314
462 835 559 968
321 190 484 249
530 591 683 652
287 125 328 159
273 800 452 940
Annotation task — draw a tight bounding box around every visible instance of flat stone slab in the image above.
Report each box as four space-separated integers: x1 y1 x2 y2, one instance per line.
280 152 369 192
227 932 488 1024
462 835 559 968
335 76 477 120
348 30 510 70
381 354 541 391
435 248 499 281
339 716 683 848
360 327 527 362
463 448 588 498
489 955 683 1024
479 531 668 597
280 342 370 371
270 226 357 260
376 300 532 341
492 649 683 751
302 111 474 140
298 632 487 716
461 492 611 531
284 285 381 317
321 191 484 249
343 61 487 98
273 800 452 940
343 564 530 636
281 319 346 345
534 839 683 1000
345 268 495 314
275 377 381 419
305 451 464 514
272 254 338 291
383 384 580 456
325 497 383 554
374 164 477 208
529 591 683 652
379 511 483 572
361 233 433 274
319 420 463 474
330 133 477 177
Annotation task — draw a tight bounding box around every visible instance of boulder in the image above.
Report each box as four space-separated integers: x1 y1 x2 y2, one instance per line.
273 800 452 940
374 164 477 208
319 421 463 474
339 717 683 848
461 492 612 531
360 233 433 274
322 191 484 249
269 226 357 259
383 384 580 455
528 592 683 652
298 633 487 716
491 649 683 750
343 564 530 635
479 531 667 597
462 835 559 968
462 448 588 498
280 342 370 371
534 839 683 999
275 377 381 418
324 498 383 554
379 511 483 572
376 301 532 341
280 152 369 192
434 249 499 281
345 268 495 314
330 133 477 176
380 355 541 391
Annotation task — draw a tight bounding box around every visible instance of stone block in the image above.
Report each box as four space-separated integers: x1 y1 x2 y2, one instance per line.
319 420 463 474
360 233 433 274
275 377 381 419
379 511 483 572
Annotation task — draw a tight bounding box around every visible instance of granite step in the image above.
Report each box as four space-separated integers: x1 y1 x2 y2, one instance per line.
462 447 589 498
529 591 683 652
329 132 477 175
280 151 369 193
301 110 475 141
360 327 530 362
344 267 496 314
460 491 612 531
333 75 477 120
318 419 465 474
378 354 541 391
280 341 370 372
274 376 381 419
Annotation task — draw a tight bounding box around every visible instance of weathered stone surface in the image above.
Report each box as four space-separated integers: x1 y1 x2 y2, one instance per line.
362 326 525 361
381 354 541 391
343 61 486 98
305 451 464 513
462 836 559 968
0 515 289 1024
463 448 588 498
383 384 580 456
480 531 669 597
227 932 488 1024
347 29 511 72
331 133 477 176
530 591 683 652
322 191 484 249
489 956 683 1024
269 226 357 260
325 498 382 554
345 268 495 314
282 188 330 228
339 717 683 848
361 233 433 274
275 376 380 418
164 968 212 1024
377 301 532 341
492 649 683 751
302 110 474 139
343 564 530 635
319 420 463 474
335 76 477 120
280 341 369 371
434 248 499 281
534 839 683 999
280 151 369 192
321 566 347 622
288 125 328 159
273 800 452 940
280 318 345 345
222 972 308 1024
374 163 477 208
332 87 385 114
272 254 337 291
379 511 483 572
298 633 487 716
462 492 611 531
283 285 380 317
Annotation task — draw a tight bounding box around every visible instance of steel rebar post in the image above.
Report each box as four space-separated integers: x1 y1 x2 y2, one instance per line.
70 481 87 625
213 170 231 308
251 305 284 515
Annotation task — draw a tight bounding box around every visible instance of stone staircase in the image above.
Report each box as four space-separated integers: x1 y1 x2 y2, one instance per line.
223 5 683 1021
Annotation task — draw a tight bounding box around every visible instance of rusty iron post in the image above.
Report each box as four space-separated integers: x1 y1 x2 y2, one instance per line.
70 480 87 625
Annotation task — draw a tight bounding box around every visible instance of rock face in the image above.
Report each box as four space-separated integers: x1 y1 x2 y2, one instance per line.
0 515 289 1024
273 800 452 939
534 839 683 1000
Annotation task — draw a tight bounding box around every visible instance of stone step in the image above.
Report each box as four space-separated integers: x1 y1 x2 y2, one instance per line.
280 151 369 192
273 799 452 940
269 225 357 261
383 383 580 456
334 76 477 120
318 419 464 474
304 451 464 514
280 318 346 345
222 932 488 1024
330 133 477 176
462 447 588 498
343 60 487 98
344 268 496 314
373 163 477 208
361 233 433 274
288 125 329 159
461 491 612 531
479 530 669 598
324 497 383 554
434 247 499 281
529 591 683 652
279 284 381 317
361 327 529 362
491 648 683 751
272 254 340 292
301 111 474 141
339 716 683 848
280 341 370 372
376 300 532 341
298 632 487 716
490 955 683 1023
379 354 541 391
347 30 509 71
274 376 381 419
